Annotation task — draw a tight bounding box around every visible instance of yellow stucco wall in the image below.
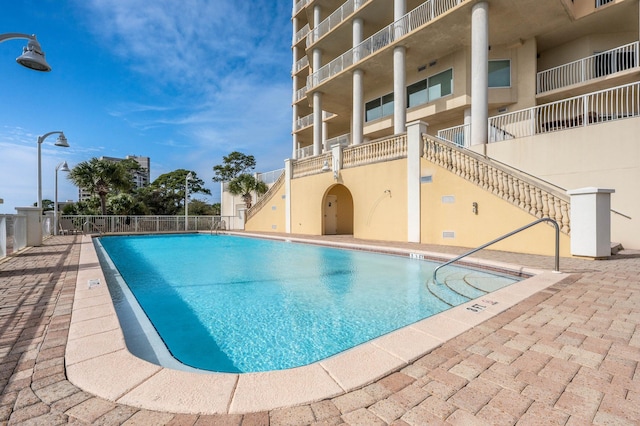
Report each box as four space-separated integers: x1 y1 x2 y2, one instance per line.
247 155 571 256
420 159 571 256
244 182 286 233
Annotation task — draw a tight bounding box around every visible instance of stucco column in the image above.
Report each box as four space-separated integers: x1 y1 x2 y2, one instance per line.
352 17 364 146
15 207 42 247
567 187 615 258
393 0 407 135
313 47 323 156
471 1 489 148
292 42 300 159
285 159 292 233
394 47 407 135
407 120 427 243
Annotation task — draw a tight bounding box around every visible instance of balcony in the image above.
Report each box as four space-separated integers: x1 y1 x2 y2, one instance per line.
293 24 310 46
306 0 372 47
292 55 309 75
307 0 467 91
537 42 639 94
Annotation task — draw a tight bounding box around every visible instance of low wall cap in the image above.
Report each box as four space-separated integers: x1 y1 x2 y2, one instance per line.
567 187 615 195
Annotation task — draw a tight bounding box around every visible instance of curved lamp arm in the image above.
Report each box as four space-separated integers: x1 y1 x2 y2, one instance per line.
37 131 69 209
0 33 51 72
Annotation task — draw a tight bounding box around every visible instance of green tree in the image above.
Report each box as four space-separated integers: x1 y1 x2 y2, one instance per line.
34 199 54 212
212 152 256 182
67 158 136 214
227 174 268 208
211 202 221 215
107 193 147 215
185 199 215 215
147 169 211 214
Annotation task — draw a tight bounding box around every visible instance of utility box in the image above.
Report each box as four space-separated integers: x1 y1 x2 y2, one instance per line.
15 207 43 247
567 187 614 258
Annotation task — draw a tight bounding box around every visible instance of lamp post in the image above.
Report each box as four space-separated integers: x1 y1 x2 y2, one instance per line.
37 132 69 212
0 33 51 71
54 161 70 235
185 172 193 231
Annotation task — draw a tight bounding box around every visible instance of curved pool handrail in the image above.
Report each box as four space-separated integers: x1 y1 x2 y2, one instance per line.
432 217 560 284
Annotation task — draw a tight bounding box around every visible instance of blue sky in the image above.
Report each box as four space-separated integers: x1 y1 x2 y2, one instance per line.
0 0 292 212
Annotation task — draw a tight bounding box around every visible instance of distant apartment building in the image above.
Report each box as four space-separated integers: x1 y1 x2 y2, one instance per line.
78 155 151 201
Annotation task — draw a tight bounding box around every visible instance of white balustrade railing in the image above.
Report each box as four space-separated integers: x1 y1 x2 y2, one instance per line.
596 0 614 7
246 171 286 221
292 153 332 178
343 134 407 168
293 24 310 45
307 0 466 89
257 168 285 185
537 42 639 93
423 135 571 234
293 86 307 103
489 81 640 141
307 0 371 46
326 133 350 147
59 215 238 234
292 55 308 74
293 0 310 16
437 123 470 147
295 113 314 130
295 145 314 159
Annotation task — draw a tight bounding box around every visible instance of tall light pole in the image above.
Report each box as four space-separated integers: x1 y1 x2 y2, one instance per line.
185 172 193 231
38 132 69 211
54 161 70 235
0 33 52 71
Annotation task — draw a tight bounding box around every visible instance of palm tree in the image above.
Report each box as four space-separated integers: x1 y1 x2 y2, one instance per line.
67 158 136 214
227 174 268 209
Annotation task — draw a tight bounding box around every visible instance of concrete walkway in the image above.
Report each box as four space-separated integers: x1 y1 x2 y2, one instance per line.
0 235 639 425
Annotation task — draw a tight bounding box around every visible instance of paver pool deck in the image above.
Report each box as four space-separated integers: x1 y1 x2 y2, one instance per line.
1 234 639 425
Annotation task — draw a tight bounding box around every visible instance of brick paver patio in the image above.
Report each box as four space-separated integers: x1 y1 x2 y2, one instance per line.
0 235 638 425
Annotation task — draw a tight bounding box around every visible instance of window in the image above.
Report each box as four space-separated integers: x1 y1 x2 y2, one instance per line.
488 60 511 87
407 68 453 108
365 93 394 122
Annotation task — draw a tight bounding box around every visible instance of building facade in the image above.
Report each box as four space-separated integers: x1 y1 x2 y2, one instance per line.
246 0 640 253
78 155 151 201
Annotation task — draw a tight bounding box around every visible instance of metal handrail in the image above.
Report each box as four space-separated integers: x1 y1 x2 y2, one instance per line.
432 218 560 283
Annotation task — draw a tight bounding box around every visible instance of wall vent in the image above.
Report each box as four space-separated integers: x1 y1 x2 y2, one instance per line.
441 195 455 204
421 175 432 183
442 231 456 239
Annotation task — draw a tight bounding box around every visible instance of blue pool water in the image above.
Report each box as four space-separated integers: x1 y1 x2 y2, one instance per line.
98 234 520 373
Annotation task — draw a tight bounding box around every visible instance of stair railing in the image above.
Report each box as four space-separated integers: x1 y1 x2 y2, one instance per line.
432 217 560 284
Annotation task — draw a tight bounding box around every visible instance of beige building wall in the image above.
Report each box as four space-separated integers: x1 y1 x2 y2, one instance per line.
244 183 287 233
420 159 571 256
482 117 640 249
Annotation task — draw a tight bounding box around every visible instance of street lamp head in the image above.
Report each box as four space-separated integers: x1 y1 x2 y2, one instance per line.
54 133 69 148
16 36 51 72
57 161 70 172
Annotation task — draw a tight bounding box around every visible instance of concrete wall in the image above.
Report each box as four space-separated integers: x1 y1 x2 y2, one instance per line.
244 183 287 234
483 117 640 249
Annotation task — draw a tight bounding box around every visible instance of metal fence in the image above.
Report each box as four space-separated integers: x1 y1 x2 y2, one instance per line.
58 215 240 235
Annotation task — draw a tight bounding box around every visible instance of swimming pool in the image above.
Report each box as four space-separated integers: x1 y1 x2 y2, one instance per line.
97 234 520 373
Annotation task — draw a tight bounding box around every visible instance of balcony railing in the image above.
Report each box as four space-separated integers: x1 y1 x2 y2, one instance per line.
293 0 310 16
295 145 314 159
306 0 371 47
537 41 639 93
257 168 285 185
326 133 350 147
437 124 470 147
596 0 614 7
293 24 310 45
292 153 332 178
294 86 307 103
295 113 314 131
307 0 466 89
489 81 640 141
292 55 309 74
343 134 407 168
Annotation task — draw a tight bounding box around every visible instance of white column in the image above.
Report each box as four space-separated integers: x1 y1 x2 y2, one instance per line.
312 47 323 155
393 0 407 135
292 41 299 159
471 1 489 148
393 47 407 134
407 120 427 243
352 17 364 146
567 187 615 258
353 69 364 145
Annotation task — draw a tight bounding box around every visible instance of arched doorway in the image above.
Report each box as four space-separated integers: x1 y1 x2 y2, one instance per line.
323 184 354 235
